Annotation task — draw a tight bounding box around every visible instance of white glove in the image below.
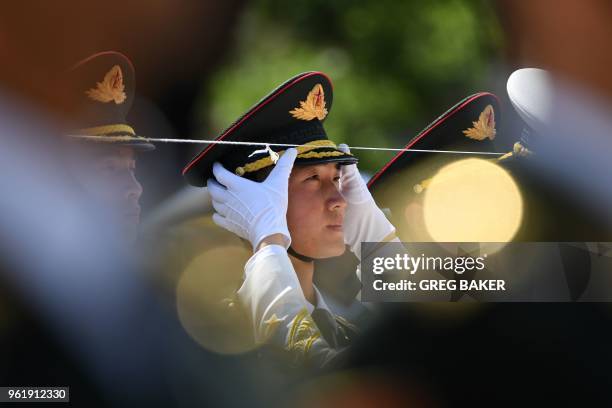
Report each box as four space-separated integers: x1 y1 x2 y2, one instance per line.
207 148 298 251
338 144 396 259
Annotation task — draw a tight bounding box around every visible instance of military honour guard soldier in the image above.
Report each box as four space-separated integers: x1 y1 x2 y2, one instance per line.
506 68 610 301
182 72 398 367
368 92 503 244
367 83 594 301
63 51 155 244
366 93 507 301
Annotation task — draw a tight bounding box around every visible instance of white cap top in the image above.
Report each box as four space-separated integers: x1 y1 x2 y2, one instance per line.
507 68 553 133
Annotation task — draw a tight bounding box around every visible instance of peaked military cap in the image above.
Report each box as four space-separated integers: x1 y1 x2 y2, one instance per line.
66 51 154 151
504 68 611 241
368 92 501 200
182 71 357 187
507 67 552 135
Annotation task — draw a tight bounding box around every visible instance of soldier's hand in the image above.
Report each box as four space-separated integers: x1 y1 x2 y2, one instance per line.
207 148 298 251
338 144 396 258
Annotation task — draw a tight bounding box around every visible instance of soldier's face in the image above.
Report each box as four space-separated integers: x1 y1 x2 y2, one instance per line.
70 146 143 242
287 163 347 258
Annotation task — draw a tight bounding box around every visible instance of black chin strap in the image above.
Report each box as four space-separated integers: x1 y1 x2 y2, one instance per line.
287 246 315 263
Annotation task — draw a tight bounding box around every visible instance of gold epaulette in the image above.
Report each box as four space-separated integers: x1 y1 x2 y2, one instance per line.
286 308 321 362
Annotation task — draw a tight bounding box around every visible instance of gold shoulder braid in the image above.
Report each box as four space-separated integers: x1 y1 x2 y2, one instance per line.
286 308 321 362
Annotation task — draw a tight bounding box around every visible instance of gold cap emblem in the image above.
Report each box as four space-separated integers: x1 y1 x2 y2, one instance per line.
85 65 127 104
463 104 496 141
289 83 328 121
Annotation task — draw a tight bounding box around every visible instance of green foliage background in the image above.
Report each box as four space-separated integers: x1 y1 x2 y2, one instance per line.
199 0 502 172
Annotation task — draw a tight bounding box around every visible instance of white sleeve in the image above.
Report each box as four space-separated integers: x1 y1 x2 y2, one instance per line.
356 237 401 304
236 244 339 367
